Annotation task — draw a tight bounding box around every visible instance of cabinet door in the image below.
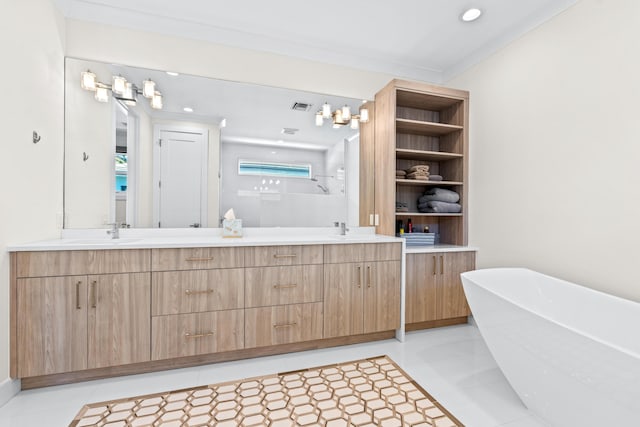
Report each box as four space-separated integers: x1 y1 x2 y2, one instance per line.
437 252 475 319
364 261 401 333
323 263 364 338
88 273 151 368
405 254 438 324
17 277 87 377
245 302 323 348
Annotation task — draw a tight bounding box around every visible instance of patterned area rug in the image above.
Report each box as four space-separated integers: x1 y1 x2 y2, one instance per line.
71 355 463 426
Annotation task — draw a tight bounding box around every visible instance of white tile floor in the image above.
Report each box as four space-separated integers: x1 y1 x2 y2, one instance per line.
0 324 549 427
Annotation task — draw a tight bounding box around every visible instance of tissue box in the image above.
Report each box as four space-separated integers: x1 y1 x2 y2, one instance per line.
222 219 243 238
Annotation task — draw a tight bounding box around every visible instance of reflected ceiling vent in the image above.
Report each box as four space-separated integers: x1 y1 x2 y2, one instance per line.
291 102 313 112
281 128 299 135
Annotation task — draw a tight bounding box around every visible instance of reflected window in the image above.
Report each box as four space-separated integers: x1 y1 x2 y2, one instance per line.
238 160 311 179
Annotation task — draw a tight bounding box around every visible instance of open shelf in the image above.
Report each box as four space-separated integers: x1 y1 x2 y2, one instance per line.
396 90 462 111
396 118 462 137
395 212 463 217
396 179 463 186
395 149 462 162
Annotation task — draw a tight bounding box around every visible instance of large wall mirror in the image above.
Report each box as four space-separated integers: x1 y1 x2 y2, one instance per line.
64 58 368 229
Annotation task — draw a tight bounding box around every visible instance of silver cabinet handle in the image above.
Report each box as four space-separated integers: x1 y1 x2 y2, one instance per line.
185 331 215 339
273 284 297 289
273 322 297 329
367 265 372 288
273 254 297 259
76 281 82 309
185 257 214 262
91 280 97 308
357 265 362 288
185 289 214 296
440 255 444 276
433 256 437 276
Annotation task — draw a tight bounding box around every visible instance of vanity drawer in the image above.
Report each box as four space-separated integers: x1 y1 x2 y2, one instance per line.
16 249 151 278
244 302 323 348
245 265 323 308
323 243 401 264
151 309 244 360
151 247 244 271
152 269 244 315
244 245 323 267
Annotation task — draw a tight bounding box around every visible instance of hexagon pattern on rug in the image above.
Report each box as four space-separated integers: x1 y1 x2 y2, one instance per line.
71 356 462 426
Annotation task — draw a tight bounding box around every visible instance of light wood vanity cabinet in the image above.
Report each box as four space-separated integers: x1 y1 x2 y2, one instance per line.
323 244 401 338
405 251 475 329
11 241 402 387
14 250 151 378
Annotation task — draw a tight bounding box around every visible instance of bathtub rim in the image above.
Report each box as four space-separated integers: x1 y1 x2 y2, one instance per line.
461 267 640 360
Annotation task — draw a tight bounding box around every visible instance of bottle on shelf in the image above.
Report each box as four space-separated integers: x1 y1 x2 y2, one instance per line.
407 218 413 233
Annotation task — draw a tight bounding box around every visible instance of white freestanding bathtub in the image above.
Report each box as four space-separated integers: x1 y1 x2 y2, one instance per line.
461 268 640 427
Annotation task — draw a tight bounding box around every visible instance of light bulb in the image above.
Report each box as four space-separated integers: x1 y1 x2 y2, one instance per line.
350 117 359 129
322 102 332 119
342 105 351 121
359 108 369 123
151 91 163 109
112 75 127 95
142 79 156 98
123 83 137 106
334 109 343 124
94 86 109 102
315 113 324 126
81 70 97 91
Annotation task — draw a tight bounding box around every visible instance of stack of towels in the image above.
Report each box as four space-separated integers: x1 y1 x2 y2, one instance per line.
418 188 461 213
396 170 407 179
404 165 430 181
396 201 408 212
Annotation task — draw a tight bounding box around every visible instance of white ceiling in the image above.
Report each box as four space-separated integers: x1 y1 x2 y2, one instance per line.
54 0 580 83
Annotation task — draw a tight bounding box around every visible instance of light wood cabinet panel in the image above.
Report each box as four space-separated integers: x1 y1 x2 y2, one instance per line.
245 302 323 348
323 243 401 264
405 254 438 323
245 265 323 308
87 273 151 369
151 247 244 271
151 310 244 360
17 277 87 377
323 263 364 338
436 252 474 319
244 245 323 267
363 261 401 334
16 249 150 278
152 268 244 315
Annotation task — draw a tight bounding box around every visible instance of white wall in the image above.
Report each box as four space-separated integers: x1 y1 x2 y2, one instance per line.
0 0 66 384
448 0 640 301
64 20 395 102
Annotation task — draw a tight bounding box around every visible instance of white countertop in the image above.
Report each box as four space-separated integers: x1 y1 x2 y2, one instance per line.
7 227 405 251
405 244 478 254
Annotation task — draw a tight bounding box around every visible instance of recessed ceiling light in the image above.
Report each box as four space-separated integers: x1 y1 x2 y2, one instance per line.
183 107 193 113
461 8 482 22
166 71 179 76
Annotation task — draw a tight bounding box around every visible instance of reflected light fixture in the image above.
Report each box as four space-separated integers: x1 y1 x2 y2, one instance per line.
461 8 482 22
80 70 162 109
316 102 369 129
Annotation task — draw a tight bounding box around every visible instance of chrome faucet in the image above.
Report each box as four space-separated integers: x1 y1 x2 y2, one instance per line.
107 222 120 239
340 222 349 236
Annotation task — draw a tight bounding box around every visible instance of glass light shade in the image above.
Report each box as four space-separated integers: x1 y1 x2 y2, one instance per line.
142 79 156 98
322 102 332 119
315 113 324 126
151 91 163 109
94 86 109 102
342 105 351 121
350 117 359 129
80 70 97 91
112 75 127 95
359 108 369 122
462 8 482 22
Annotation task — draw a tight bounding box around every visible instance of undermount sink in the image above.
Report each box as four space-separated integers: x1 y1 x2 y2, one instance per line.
63 238 142 245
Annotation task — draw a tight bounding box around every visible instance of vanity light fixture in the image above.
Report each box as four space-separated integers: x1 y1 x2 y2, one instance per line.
80 71 162 109
461 7 482 22
315 103 369 129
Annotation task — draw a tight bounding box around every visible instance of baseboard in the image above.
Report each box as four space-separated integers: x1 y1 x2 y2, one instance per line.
0 378 21 408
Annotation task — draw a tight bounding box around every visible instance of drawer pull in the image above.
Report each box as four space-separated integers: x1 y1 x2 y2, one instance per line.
273 284 297 289
185 257 214 262
185 331 215 339
75 281 82 310
273 254 297 259
357 266 362 288
185 289 214 296
440 255 444 276
91 280 97 308
367 265 372 288
273 322 297 329
433 256 437 276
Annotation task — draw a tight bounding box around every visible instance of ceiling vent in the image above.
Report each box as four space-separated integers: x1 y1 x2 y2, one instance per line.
281 128 299 135
291 102 313 112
